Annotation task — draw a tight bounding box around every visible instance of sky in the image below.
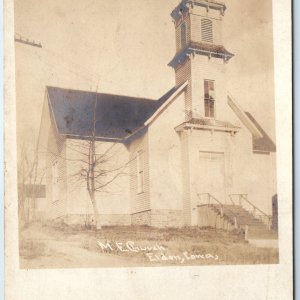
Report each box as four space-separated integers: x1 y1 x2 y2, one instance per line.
13 0 275 154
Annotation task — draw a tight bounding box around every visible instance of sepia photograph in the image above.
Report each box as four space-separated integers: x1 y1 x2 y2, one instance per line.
14 0 279 269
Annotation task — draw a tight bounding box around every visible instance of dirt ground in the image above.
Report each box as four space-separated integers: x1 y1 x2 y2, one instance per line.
19 222 279 269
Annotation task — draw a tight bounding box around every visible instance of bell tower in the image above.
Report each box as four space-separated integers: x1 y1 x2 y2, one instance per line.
169 0 234 122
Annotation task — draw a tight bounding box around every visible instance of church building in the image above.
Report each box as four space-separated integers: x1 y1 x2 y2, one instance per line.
36 0 277 241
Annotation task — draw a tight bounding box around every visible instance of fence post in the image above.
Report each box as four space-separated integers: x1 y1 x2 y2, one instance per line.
234 217 238 229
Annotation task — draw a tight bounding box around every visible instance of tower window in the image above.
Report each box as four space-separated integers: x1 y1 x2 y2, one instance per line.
180 22 187 48
204 80 215 118
201 18 213 43
137 150 144 194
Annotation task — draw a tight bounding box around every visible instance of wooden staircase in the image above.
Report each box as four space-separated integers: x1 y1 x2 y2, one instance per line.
197 194 278 248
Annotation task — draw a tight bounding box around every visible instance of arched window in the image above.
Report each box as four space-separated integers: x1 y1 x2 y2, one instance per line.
201 18 213 43
180 22 187 48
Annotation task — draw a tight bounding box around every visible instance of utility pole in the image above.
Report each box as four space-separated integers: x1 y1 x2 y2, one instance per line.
14 33 42 48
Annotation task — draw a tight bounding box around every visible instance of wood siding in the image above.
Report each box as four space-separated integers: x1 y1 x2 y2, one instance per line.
129 132 150 214
175 14 191 52
190 14 222 45
175 59 192 120
180 131 192 225
45 97 68 220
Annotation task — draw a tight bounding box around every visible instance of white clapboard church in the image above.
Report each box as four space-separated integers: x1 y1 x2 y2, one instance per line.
36 0 277 240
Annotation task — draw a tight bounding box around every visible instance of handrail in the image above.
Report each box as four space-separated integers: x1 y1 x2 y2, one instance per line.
228 194 237 205
228 194 272 229
241 194 270 218
198 193 224 206
197 193 273 232
229 194 270 217
197 193 238 229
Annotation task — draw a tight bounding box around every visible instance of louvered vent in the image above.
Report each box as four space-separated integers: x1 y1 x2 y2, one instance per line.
201 18 213 43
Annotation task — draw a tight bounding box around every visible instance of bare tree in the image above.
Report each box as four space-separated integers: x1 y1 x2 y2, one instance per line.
18 138 45 226
53 93 131 230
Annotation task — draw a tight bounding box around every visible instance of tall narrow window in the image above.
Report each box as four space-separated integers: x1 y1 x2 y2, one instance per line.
201 18 213 43
180 22 187 48
52 159 58 185
52 159 59 202
137 151 144 194
204 80 215 118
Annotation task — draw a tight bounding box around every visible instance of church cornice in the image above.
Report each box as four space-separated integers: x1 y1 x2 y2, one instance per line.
171 0 226 22
168 41 234 68
175 117 239 135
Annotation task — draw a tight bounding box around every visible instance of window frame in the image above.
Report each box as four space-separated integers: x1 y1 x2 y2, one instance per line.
180 21 187 49
204 79 216 119
52 159 59 185
201 18 213 43
52 159 59 203
137 150 144 194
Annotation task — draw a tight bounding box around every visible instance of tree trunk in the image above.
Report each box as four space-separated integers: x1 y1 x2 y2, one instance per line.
89 190 101 230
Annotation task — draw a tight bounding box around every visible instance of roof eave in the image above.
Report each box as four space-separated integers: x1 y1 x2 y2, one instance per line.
64 133 124 143
171 0 226 22
227 95 263 139
144 81 188 126
175 122 240 134
168 46 234 68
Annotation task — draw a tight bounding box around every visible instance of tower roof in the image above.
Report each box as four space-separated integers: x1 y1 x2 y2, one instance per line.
169 41 234 68
171 0 226 21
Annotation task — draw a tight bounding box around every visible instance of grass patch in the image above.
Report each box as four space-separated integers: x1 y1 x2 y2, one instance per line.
20 223 279 267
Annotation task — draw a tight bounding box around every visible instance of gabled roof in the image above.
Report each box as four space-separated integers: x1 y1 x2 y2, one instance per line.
245 112 276 153
227 95 276 153
47 85 184 142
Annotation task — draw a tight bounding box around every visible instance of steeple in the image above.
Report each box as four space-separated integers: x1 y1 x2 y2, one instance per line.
169 0 234 68
169 0 234 121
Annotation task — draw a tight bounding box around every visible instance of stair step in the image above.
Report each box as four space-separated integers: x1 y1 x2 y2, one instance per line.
248 233 278 240
206 204 274 238
248 239 278 248
250 229 277 233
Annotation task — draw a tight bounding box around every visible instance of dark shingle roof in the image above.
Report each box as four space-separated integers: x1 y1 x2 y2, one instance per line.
189 41 234 57
47 86 179 141
245 112 276 153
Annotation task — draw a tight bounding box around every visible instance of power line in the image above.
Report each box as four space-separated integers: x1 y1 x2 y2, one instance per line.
15 43 101 87
42 47 101 83
14 32 105 84
14 33 106 89
14 33 42 48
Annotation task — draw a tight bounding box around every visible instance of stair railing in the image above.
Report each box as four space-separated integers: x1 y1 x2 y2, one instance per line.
197 193 238 229
228 194 272 230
